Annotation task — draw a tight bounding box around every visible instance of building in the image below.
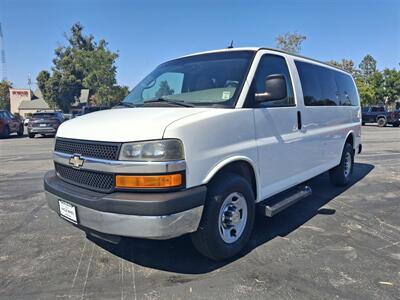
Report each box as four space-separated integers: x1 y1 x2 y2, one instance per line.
9 88 50 117
9 87 90 117
18 98 50 117
9 88 32 114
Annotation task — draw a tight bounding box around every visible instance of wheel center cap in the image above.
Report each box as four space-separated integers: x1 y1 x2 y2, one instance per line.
231 209 241 225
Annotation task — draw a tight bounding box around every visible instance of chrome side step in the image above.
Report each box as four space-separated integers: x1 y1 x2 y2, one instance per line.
258 185 312 217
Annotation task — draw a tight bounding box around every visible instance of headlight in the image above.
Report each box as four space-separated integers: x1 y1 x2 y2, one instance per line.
119 139 184 161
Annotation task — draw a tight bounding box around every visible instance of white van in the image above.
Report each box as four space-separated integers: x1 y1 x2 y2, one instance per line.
44 47 362 260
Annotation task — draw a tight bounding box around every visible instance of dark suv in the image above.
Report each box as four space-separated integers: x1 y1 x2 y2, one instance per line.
27 111 65 138
362 106 388 127
0 110 24 138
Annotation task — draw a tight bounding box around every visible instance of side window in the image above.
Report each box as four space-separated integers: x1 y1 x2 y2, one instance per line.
335 72 359 106
295 61 339 106
142 72 184 100
296 61 359 106
250 54 294 107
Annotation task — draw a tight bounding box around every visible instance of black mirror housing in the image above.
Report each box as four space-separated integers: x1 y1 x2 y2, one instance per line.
254 74 287 103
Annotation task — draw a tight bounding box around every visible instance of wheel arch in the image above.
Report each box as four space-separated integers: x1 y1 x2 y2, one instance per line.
202 156 259 201
344 131 355 152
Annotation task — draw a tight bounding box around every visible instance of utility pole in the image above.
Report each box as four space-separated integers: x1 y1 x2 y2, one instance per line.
0 22 7 81
28 73 32 90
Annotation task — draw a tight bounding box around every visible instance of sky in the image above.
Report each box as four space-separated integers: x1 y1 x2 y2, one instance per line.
0 0 399 89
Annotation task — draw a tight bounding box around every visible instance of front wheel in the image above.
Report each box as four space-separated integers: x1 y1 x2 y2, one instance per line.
191 173 255 261
377 118 387 127
329 143 354 186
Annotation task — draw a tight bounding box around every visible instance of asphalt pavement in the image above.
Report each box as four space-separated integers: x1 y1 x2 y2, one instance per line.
0 126 399 299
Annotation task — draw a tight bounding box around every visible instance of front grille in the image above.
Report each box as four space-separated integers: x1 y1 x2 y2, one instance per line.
55 138 121 160
55 163 114 192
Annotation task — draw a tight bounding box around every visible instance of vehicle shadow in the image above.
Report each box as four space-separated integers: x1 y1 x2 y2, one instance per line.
89 162 374 274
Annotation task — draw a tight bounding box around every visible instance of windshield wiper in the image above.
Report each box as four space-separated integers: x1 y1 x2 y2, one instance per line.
144 97 194 107
113 101 137 108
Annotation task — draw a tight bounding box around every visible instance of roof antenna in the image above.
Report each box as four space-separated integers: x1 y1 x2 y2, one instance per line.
227 40 234 49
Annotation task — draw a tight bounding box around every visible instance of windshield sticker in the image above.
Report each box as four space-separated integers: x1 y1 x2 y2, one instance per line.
222 91 231 100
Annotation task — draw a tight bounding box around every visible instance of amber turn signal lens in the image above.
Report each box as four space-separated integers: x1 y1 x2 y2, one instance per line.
115 174 183 188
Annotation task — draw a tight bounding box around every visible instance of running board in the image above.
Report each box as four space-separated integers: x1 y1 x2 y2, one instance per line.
258 185 312 217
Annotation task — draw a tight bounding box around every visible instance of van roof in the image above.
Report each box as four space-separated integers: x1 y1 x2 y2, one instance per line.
180 47 351 75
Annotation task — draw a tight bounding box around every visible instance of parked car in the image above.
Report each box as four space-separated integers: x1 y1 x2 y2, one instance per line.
44 47 362 261
387 110 400 127
0 110 24 138
362 106 389 127
28 111 65 138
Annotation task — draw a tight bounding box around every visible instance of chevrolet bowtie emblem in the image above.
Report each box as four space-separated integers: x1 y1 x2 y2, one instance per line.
69 155 84 168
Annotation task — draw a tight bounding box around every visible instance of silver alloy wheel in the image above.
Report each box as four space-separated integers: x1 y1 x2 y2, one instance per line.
344 152 352 178
218 192 248 244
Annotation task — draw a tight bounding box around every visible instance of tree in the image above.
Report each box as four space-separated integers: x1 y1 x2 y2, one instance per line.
382 68 400 105
327 59 359 77
275 32 306 54
155 81 174 98
0 80 12 110
359 54 377 82
36 23 128 111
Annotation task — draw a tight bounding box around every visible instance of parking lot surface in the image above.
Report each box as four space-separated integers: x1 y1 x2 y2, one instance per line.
0 126 399 299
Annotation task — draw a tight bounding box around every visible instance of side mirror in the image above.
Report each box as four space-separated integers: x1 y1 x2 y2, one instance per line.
254 74 287 103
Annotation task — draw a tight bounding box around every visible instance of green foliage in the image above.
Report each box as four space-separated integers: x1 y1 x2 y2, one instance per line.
359 54 377 82
276 32 306 54
155 81 174 98
327 59 359 77
36 23 128 112
0 80 12 110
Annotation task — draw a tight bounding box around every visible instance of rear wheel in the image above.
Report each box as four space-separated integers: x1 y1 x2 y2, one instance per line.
392 123 400 127
191 173 255 261
329 143 354 186
377 117 387 127
28 132 35 138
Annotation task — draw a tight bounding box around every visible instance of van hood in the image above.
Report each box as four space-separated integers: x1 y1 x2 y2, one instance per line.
56 107 211 142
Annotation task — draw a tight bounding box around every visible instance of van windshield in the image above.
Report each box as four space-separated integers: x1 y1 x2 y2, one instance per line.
122 51 254 108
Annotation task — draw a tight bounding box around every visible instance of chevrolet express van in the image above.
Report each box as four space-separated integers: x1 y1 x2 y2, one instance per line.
44 48 362 260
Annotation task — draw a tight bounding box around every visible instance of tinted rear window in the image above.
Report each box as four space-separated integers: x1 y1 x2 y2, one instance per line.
33 113 57 118
295 61 358 106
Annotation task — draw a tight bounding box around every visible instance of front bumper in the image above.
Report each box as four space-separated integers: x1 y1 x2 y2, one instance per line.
44 171 206 239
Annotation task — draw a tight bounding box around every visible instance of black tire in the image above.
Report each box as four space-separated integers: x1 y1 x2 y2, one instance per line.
377 118 387 127
28 132 35 138
329 143 354 186
191 173 255 261
17 125 24 136
392 123 400 128
361 122 365 126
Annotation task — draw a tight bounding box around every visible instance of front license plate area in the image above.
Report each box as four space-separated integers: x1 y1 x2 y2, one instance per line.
59 200 78 224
